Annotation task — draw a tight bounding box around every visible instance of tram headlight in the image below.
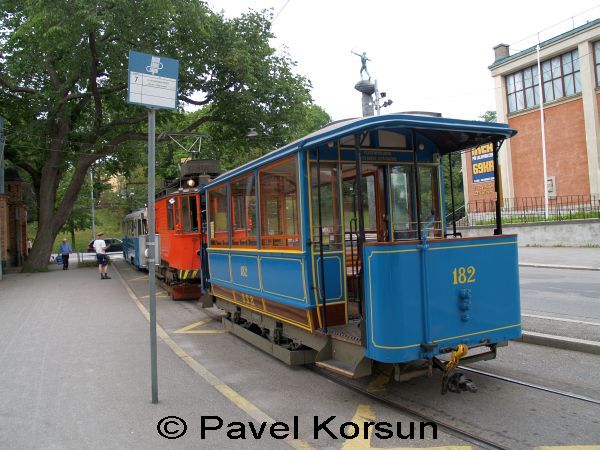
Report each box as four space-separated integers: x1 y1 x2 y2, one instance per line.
187 179 196 188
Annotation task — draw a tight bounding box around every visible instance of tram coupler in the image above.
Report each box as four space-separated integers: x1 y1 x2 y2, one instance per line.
446 372 477 394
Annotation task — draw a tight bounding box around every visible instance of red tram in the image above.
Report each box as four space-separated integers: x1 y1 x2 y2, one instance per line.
154 160 220 300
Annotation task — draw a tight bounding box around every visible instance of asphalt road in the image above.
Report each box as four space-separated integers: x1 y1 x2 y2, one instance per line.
519 266 600 322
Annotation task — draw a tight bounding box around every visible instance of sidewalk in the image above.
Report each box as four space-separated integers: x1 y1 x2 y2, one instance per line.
0 265 281 449
518 246 600 270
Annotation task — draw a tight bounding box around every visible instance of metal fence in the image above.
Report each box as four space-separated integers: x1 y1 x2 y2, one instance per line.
455 195 600 226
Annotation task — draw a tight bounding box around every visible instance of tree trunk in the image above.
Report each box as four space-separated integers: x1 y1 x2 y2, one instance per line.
70 228 76 253
22 153 96 272
23 225 57 271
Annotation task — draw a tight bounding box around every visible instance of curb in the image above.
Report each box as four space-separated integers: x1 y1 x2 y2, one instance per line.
518 331 600 355
519 262 600 271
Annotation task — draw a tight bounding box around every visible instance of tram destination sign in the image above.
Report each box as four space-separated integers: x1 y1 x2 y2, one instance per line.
128 50 179 110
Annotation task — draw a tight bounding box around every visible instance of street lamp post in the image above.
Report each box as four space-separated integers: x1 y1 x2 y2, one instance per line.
89 166 96 240
536 43 550 219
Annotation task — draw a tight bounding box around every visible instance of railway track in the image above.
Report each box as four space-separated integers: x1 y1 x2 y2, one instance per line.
458 366 600 406
309 360 600 450
308 365 507 450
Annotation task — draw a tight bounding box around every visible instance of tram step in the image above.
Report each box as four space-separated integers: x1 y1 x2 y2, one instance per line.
223 318 317 365
315 357 371 379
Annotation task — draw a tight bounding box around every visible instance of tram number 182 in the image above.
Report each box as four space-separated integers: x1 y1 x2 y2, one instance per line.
452 266 476 285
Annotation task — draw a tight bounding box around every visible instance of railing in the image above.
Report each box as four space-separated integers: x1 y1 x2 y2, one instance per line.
445 204 467 227
465 195 600 225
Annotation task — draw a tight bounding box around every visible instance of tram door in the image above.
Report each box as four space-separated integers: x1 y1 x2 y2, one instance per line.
341 164 388 318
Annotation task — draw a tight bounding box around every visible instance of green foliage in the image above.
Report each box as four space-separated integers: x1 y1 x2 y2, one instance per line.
0 0 330 269
443 154 465 222
480 111 497 122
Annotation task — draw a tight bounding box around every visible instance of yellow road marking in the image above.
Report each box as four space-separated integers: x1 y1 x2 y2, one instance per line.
113 264 313 450
174 318 227 334
342 404 471 450
127 275 147 281
341 404 375 449
536 447 600 449
140 292 169 299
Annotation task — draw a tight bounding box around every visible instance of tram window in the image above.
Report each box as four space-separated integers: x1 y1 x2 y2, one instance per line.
418 167 439 223
311 165 341 250
137 219 142 236
181 195 199 233
230 174 257 248
418 166 441 238
342 169 377 233
167 198 176 230
259 157 300 250
208 185 229 247
389 165 440 240
390 166 415 240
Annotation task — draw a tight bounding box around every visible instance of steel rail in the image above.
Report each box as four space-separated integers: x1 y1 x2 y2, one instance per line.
458 366 600 406
308 365 507 450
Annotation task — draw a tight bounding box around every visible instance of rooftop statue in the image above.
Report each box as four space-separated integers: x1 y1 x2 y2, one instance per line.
352 51 371 80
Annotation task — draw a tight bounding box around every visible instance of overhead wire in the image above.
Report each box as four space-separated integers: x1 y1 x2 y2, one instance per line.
272 0 291 23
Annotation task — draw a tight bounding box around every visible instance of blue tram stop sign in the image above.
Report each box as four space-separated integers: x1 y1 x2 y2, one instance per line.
128 50 179 110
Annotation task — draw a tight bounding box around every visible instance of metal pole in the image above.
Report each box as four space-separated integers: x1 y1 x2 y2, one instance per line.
354 134 366 346
147 109 158 404
448 153 457 237
0 116 4 281
316 148 327 332
412 130 422 240
0 116 4 194
536 44 549 219
89 166 96 241
493 141 503 235
374 80 381 116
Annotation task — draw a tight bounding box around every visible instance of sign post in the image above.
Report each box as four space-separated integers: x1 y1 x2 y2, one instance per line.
128 51 179 404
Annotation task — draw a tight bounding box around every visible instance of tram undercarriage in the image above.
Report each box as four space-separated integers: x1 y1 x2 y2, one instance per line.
214 297 502 393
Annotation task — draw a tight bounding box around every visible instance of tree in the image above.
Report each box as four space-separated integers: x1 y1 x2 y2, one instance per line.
480 110 497 122
0 0 328 270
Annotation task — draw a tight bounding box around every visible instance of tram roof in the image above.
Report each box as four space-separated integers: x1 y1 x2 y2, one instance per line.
124 208 146 220
205 113 517 187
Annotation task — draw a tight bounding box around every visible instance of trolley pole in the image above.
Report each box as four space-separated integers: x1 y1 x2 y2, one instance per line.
147 108 158 404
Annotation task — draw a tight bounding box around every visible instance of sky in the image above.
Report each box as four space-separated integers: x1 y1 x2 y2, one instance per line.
207 0 600 122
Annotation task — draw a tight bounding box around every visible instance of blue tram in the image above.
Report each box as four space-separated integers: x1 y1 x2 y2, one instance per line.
123 208 160 270
200 114 520 384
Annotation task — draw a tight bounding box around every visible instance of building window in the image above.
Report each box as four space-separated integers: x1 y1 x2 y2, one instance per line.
208 185 229 247
507 49 580 113
259 157 300 250
230 173 257 248
507 65 539 113
594 41 600 85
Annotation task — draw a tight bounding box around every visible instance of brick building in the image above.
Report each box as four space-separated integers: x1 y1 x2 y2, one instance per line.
462 19 600 213
0 167 28 269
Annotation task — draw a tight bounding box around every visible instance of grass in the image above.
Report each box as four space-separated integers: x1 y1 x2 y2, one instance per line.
28 208 124 253
475 211 600 226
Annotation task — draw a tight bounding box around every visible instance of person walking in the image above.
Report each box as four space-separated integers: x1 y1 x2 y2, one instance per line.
58 238 72 270
93 232 111 280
